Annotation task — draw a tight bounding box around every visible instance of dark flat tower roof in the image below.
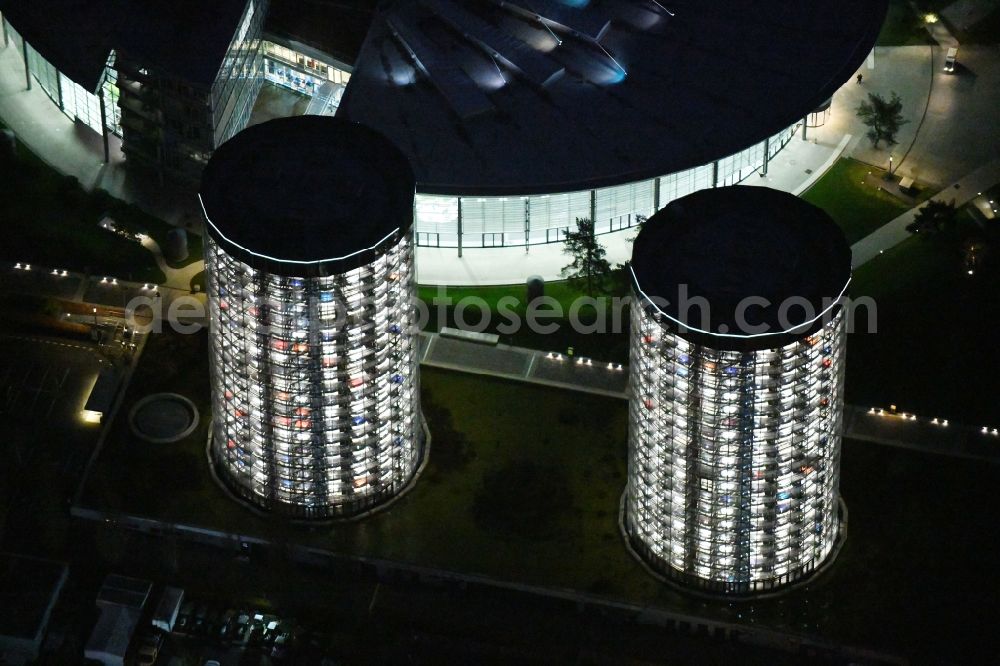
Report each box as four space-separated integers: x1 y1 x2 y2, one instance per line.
0 0 116 91
0 0 256 89
338 0 888 196
200 116 415 277
630 186 852 352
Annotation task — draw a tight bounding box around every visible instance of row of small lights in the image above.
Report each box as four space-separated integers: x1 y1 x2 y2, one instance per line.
869 407 928 422
977 193 996 214
15 263 160 291
17 263 70 278
545 352 624 371
869 406 1000 436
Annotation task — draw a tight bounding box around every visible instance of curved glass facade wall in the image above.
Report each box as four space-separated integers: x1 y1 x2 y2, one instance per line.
2 19 120 137
205 232 423 519
625 305 846 595
413 124 797 250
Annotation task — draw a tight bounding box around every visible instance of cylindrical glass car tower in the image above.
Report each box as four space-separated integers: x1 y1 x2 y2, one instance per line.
199 116 423 519
625 186 852 595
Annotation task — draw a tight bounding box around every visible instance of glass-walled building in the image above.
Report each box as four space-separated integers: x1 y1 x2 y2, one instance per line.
625 187 853 595
117 0 267 181
411 123 798 251
1 15 120 139
336 0 886 281
201 117 424 519
1 0 266 182
2 0 885 283
213 0 268 149
264 40 351 103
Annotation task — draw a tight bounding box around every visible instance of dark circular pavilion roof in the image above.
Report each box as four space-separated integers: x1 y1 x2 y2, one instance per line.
630 186 852 352
339 0 889 195
200 116 415 276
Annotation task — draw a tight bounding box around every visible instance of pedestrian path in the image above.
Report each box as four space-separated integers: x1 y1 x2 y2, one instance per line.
419 332 628 398
916 1 961 47
844 405 1000 462
851 158 1000 267
419 332 1000 461
139 236 204 292
0 41 201 229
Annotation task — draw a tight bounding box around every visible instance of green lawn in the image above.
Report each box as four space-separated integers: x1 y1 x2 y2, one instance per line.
802 158 932 244
418 280 590 314
0 123 166 284
80 326 1000 661
846 214 999 424
418 277 631 363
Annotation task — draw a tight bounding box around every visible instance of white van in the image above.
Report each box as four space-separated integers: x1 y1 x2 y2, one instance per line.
945 47 958 73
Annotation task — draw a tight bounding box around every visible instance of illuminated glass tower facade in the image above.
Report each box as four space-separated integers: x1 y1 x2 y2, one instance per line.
200 116 423 519
625 187 852 595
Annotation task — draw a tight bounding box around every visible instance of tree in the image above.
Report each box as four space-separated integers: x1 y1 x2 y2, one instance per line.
561 217 612 296
627 213 648 244
906 199 959 235
856 92 908 148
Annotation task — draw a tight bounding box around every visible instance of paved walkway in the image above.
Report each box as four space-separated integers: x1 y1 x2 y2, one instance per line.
140 236 205 292
419 332 628 398
851 158 1000 267
748 134 853 197
419 332 1000 460
0 41 202 229
920 2 961 48
812 46 936 177
844 405 1000 461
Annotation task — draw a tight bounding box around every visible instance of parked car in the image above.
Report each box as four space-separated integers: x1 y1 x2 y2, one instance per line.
191 604 210 635
271 631 294 660
218 609 237 642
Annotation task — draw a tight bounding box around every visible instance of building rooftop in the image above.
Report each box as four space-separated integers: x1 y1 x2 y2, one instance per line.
0 0 117 91
338 0 887 196
0 0 256 89
630 186 852 352
95 574 152 610
200 116 415 276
